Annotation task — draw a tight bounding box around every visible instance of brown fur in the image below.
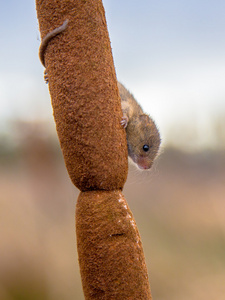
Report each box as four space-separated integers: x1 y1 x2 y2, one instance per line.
38 26 160 171
118 82 161 169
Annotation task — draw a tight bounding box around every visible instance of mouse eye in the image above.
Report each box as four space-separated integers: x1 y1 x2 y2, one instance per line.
143 144 149 152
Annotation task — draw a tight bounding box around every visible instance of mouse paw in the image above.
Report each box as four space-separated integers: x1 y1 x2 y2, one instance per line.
121 116 128 128
44 69 49 84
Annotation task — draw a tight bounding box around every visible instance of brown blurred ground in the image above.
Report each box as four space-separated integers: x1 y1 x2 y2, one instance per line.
0 122 225 300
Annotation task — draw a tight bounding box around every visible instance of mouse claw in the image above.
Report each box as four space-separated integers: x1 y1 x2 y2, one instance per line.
121 116 128 128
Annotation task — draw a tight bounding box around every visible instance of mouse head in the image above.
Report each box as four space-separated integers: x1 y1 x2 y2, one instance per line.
126 114 161 170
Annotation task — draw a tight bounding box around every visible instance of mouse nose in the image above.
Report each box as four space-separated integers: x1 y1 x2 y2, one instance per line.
137 157 152 170
138 164 151 170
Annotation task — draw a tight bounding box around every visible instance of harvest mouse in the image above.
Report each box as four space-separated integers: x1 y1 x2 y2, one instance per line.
38 22 161 169
118 82 161 170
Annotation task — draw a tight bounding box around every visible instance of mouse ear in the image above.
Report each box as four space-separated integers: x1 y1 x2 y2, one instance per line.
139 114 150 125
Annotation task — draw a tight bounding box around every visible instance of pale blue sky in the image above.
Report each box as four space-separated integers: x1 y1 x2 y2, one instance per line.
1 0 225 148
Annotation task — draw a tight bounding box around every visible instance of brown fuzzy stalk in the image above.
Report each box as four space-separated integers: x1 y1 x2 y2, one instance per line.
76 190 152 299
36 0 128 191
36 0 152 299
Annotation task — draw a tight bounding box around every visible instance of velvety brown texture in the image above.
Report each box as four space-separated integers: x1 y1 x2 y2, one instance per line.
36 1 152 299
36 0 128 191
76 190 152 300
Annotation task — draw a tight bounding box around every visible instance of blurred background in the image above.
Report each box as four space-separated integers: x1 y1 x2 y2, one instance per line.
1 0 225 299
